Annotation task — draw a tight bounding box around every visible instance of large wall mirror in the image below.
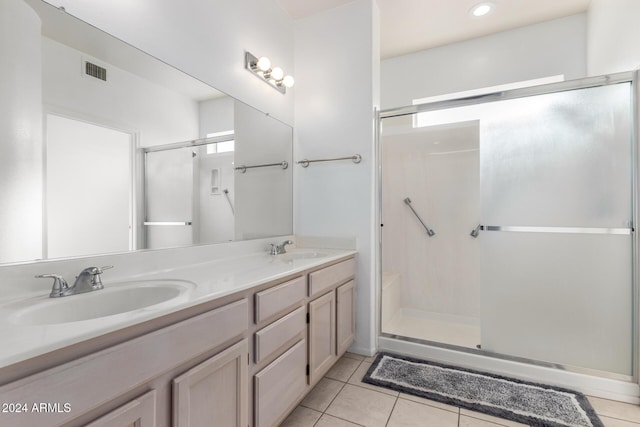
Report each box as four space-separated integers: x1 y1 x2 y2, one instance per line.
0 0 293 265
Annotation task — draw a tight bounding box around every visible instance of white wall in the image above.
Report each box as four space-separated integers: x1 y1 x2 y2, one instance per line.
294 0 380 355
0 0 43 263
199 97 235 137
587 0 640 76
43 37 199 147
42 0 294 125
381 14 587 109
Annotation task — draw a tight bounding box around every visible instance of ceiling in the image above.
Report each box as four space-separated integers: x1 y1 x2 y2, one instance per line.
278 0 591 59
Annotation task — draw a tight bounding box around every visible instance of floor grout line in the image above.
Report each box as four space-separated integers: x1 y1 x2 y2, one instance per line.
384 395 399 427
310 359 359 426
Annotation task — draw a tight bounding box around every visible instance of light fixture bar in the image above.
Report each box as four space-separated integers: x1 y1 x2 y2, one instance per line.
245 51 294 94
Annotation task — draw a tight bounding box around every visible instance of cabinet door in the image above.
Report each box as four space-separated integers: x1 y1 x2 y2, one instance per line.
336 280 356 356
173 339 248 427
85 390 156 427
308 291 336 384
254 339 307 427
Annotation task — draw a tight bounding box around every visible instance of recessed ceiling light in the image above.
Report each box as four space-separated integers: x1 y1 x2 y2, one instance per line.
470 2 494 17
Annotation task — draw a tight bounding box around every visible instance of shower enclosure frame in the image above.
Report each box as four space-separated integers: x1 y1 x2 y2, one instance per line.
141 132 236 249
375 70 640 401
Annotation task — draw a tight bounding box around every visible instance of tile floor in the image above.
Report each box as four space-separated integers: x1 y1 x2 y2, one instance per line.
280 353 640 427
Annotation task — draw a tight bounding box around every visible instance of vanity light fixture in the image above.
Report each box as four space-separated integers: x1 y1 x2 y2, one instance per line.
245 51 294 94
470 2 494 17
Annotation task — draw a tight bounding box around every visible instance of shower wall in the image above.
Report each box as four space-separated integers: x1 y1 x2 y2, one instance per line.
382 122 480 319
196 151 235 243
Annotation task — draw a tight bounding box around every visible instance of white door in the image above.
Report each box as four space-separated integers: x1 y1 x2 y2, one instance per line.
46 114 132 258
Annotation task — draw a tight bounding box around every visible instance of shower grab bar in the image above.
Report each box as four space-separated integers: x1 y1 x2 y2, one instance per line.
483 225 632 235
403 197 435 236
223 188 235 215
235 161 288 173
297 154 361 168
470 224 483 238
143 221 193 226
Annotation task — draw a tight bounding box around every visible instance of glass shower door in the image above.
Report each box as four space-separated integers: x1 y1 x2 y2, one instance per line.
479 83 634 376
144 147 195 249
380 119 482 349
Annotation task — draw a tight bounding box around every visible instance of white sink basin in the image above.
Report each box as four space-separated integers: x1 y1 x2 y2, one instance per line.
277 250 330 261
9 280 195 325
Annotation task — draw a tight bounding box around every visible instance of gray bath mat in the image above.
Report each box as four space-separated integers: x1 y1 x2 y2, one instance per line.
363 353 603 427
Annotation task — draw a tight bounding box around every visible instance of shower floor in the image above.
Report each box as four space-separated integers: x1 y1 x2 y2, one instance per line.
383 308 481 349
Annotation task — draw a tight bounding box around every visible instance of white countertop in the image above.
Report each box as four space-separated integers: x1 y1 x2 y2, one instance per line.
0 247 356 372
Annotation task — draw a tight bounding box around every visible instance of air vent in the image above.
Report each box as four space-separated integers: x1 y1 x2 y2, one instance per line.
85 61 107 81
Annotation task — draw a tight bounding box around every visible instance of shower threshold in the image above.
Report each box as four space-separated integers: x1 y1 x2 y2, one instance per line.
383 308 481 349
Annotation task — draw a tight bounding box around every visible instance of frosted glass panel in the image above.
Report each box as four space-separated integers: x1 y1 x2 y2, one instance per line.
480 232 632 375
481 83 632 228
479 82 634 375
145 147 194 249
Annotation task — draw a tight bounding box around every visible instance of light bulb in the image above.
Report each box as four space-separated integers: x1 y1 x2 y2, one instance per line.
271 67 284 81
282 75 295 88
471 3 493 17
256 56 271 72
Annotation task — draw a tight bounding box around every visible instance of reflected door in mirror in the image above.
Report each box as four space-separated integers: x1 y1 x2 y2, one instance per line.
46 114 133 258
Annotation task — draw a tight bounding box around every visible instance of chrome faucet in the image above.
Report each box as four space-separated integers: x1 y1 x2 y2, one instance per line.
36 266 113 298
270 240 293 255
73 266 113 294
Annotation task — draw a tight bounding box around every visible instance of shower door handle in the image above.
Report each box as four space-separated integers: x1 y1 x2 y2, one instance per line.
470 224 483 238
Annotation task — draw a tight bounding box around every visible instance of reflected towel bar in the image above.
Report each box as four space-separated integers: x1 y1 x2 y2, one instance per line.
235 161 288 173
143 221 193 226
297 154 361 168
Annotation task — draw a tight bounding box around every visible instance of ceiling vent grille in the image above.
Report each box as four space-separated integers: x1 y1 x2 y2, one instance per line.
85 61 107 81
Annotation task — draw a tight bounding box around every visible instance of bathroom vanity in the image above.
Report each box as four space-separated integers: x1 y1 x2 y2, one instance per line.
1 3 359 425
0 248 356 427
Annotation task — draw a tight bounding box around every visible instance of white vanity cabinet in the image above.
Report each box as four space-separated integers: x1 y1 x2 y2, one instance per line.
0 253 357 427
251 255 357 427
0 298 249 427
84 390 157 427
308 258 356 385
336 280 356 356
254 339 307 427
173 339 248 427
252 276 307 427
308 291 336 384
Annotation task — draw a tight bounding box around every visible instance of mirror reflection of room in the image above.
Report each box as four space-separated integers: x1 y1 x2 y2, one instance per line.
0 0 293 264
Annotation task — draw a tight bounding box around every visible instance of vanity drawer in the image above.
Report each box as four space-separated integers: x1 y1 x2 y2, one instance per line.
255 276 306 323
254 306 305 364
309 258 356 297
254 339 306 427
